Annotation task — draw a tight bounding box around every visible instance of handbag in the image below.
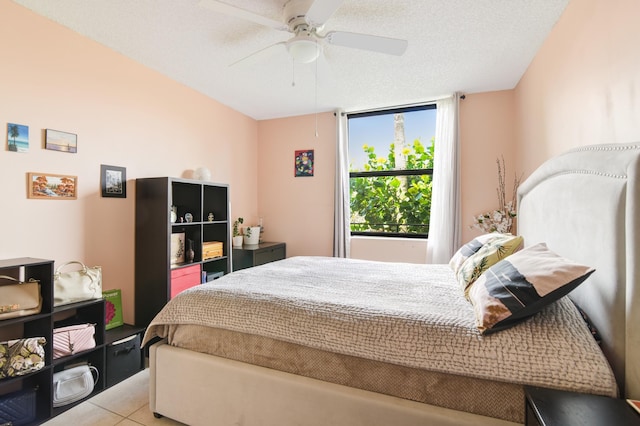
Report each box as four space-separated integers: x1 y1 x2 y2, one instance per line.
54 261 102 307
0 337 46 379
0 275 42 320
52 364 99 407
0 388 36 426
52 324 96 359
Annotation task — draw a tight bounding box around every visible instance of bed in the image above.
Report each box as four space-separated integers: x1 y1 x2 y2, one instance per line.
143 142 640 425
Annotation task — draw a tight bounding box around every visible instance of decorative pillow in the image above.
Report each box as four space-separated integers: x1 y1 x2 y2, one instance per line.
468 243 595 334
449 233 504 274
456 233 524 295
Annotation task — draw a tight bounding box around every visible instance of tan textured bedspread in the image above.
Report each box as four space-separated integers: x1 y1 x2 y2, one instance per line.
144 256 617 397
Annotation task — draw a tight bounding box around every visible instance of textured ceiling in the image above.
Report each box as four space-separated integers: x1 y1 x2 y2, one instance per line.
12 0 569 120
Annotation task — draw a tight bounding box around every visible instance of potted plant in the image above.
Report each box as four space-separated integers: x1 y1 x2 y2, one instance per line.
232 217 244 247
243 224 261 245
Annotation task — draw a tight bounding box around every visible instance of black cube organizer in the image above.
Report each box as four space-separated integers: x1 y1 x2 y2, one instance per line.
105 324 145 388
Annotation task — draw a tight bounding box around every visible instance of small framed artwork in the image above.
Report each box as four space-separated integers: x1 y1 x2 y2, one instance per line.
170 232 186 265
101 164 127 198
45 128 77 153
27 172 77 199
295 149 314 177
7 123 29 152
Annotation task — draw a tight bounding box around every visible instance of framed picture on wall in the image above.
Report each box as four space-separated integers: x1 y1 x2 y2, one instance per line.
7 123 29 152
45 129 77 153
27 172 77 199
100 164 126 198
294 149 314 177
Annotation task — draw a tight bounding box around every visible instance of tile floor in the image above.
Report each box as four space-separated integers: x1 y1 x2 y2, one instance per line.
42 369 186 426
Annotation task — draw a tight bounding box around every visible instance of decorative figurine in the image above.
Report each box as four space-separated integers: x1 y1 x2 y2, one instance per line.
208 213 214 222
185 212 193 223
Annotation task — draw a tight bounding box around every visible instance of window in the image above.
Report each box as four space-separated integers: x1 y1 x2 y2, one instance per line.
348 105 437 238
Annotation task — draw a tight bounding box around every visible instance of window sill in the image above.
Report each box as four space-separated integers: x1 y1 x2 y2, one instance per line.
350 235 428 242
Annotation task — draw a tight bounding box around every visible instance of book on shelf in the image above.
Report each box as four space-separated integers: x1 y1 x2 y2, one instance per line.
103 289 124 330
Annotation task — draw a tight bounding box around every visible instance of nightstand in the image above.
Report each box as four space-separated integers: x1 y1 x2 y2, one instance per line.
525 386 640 425
232 242 286 271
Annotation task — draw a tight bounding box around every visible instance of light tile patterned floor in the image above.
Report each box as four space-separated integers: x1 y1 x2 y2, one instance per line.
42 369 186 426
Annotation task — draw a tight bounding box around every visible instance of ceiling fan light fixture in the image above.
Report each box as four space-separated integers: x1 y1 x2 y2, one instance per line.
286 36 320 63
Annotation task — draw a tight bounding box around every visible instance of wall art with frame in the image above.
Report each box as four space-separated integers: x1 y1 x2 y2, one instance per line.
45 128 77 153
7 123 29 152
294 149 314 177
101 164 126 198
27 172 77 199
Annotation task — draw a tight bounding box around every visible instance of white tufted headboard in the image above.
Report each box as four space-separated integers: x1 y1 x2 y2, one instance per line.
517 142 640 398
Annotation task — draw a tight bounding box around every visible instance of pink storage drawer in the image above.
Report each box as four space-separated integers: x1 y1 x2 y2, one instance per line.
170 264 201 298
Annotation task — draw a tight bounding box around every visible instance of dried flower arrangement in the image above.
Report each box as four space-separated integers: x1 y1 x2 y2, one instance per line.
471 156 523 234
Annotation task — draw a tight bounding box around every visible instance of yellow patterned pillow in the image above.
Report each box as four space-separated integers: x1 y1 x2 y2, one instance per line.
457 233 523 297
449 233 507 274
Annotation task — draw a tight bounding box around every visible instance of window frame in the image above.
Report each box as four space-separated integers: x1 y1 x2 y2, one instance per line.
348 103 436 239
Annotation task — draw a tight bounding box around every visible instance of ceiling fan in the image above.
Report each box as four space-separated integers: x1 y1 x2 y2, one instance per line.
198 0 408 65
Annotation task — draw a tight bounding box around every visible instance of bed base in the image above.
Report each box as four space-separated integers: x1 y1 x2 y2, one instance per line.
149 341 518 426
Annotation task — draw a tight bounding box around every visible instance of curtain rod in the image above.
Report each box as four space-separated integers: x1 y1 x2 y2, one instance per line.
338 94 465 116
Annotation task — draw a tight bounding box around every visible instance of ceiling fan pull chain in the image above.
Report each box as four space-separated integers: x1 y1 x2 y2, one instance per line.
315 55 319 137
291 58 296 87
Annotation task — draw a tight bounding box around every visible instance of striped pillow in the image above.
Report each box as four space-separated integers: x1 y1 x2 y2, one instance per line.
468 243 595 334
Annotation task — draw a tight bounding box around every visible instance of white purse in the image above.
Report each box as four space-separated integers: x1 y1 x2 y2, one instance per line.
52 364 99 407
53 261 102 307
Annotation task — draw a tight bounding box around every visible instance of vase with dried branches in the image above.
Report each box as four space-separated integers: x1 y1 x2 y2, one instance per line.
472 156 523 234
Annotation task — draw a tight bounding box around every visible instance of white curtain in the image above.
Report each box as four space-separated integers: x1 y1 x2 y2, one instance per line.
334 109 350 258
426 93 461 264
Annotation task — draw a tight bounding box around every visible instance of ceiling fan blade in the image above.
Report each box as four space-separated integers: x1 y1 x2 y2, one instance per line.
306 0 345 27
229 41 286 67
325 31 408 56
198 0 287 31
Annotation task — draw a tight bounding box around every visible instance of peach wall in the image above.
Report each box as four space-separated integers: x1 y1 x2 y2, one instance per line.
257 112 336 257
459 91 517 244
350 237 428 264
257 91 517 261
515 0 640 175
0 2 258 324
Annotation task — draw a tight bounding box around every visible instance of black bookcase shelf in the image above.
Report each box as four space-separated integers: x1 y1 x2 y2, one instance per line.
134 177 231 327
0 258 146 425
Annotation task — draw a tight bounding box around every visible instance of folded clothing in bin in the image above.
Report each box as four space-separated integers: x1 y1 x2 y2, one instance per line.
0 388 36 426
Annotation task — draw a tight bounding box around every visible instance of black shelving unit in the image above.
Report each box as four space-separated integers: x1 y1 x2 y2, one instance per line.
134 177 231 327
0 258 55 426
0 258 146 425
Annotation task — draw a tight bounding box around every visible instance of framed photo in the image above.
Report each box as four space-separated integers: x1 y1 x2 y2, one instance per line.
45 128 77 153
170 233 186 265
27 172 77 199
295 149 314 177
7 123 29 152
101 164 127 198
